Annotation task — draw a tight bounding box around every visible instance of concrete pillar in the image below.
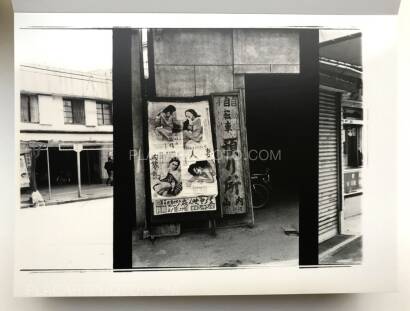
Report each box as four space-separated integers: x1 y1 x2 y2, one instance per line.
113 28 144 269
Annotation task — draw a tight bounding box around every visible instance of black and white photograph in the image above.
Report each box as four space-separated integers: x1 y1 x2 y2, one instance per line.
18 29 113 210
3 1 410 310
127 28 363 268
16 28 114 270
19 9 402 297
16 25 364 270
318 31 363 264
0 0 404 303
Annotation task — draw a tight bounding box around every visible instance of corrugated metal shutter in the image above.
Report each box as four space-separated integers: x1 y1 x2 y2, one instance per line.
319 90 340 243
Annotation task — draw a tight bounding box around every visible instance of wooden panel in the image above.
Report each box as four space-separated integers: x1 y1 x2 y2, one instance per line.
318 90 340 243
212 93 252 217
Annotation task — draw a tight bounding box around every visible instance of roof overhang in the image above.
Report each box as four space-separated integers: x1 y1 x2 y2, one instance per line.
320 32 362 68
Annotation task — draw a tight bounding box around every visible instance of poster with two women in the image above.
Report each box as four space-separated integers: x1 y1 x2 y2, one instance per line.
147 101 218 215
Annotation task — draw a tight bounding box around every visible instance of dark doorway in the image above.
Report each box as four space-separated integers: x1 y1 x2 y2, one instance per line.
245 74 307 194
49 148 76 186
80 150 102 184
35 148 103 187
245 30 319 265
35 148 77 187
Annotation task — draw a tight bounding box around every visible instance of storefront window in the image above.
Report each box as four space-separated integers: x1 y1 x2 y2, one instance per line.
343 125 363 168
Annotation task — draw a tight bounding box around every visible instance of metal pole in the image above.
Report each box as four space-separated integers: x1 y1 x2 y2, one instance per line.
76 151 82 197
46 147 52 200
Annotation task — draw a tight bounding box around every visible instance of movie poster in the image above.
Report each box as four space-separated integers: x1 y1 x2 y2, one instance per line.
147 101 218 215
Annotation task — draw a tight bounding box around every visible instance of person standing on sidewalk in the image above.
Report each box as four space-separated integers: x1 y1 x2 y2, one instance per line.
104 156 114 186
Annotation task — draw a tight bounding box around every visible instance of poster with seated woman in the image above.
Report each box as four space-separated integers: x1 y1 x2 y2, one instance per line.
151 154 183 197
181 104 214 160
148 103 183 150
183 109 203 147
148 101 218 215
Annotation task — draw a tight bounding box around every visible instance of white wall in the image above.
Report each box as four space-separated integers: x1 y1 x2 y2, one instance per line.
38 95 60 127
20 65 112 100
85 99 98 127
20 95 113 134
19 65 113 136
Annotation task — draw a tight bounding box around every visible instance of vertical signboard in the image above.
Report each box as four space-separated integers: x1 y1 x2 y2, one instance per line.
212 92 252 217
147 100 218 216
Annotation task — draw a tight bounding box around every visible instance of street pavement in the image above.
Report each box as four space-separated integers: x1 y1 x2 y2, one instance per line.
132 194 299 268
16 191 299 270
15 197 113 270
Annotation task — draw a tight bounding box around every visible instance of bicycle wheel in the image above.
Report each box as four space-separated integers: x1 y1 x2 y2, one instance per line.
251 183 270 209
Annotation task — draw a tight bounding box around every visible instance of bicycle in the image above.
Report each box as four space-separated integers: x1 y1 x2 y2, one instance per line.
55 171 72 185
250 168 272 209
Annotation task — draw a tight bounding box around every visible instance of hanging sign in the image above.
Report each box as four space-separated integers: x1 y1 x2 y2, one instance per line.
20 155 30 188
147 100 218 216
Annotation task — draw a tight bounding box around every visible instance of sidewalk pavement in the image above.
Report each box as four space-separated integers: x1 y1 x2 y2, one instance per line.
319 213 362 265
20 183 113 207
320 235 362 265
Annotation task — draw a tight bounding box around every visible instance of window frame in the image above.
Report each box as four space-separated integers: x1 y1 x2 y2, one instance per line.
20 93 39 123
63 98 85 125
96 101 113 126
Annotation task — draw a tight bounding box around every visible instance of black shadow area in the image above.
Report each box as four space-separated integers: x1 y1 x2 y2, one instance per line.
113 29 136 269
245 29 319 265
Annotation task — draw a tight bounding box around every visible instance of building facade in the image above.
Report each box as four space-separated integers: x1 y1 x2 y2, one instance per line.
120 29 318 247
318 33 363 243
19 64 113 202
110 28 363 267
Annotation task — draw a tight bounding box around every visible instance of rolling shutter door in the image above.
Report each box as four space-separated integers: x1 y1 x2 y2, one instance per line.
319 90 340 243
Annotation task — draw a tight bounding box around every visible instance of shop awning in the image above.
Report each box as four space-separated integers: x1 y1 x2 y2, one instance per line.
320 32 362 68
19 132 112 143
20 140 113 153
319 32 362 92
